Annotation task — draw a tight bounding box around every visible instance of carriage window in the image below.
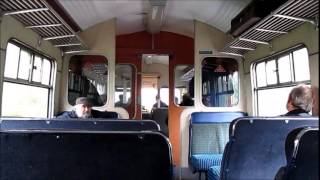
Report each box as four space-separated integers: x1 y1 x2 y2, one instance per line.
115 64 133 107
253 46 310 116
68 55 108 106
1 41 54 117
201 57 239 107
160 87 169 106
174 65 194 106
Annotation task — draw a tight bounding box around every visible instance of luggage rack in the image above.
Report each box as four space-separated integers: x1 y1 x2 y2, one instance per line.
220 0 319 57
0 0 88 54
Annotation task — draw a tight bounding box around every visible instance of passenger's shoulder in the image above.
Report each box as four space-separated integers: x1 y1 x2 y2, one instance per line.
57 111 77 119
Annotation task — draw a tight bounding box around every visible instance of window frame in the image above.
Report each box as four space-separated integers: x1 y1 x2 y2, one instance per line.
251 44 311 115
201 57 240 107
173 64 195 107
2 40 55 118
114 63 135 107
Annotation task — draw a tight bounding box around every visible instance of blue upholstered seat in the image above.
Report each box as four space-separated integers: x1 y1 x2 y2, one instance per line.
189 111 247 177
220 117 318 180
190 154 222 172
208 166 220 180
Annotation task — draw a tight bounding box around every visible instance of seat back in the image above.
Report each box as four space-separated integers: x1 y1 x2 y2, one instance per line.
0 119 160 132
152 108 169 136
285 127 319 180
220 117 318 180
189 112 246 157
92 110 119 118
0 130 172 180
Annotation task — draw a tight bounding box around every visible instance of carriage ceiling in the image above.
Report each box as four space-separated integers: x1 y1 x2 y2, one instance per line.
1 0 318 56
57 0 251 37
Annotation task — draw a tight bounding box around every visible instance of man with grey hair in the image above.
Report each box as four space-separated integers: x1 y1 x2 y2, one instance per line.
283 84 313 116
57 97 93 118
275 84 313 180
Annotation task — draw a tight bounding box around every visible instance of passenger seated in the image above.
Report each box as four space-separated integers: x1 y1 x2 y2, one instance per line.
179 93 194 106
282 84 313 116
275 84 314 180
152 95 168 108
115 94 126 107
57 97 96 119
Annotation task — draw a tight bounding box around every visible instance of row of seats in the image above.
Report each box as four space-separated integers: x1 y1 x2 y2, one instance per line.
189 112 318 180
0 118 173 180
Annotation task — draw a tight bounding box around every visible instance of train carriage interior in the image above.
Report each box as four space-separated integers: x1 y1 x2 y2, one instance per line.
0 0 319 179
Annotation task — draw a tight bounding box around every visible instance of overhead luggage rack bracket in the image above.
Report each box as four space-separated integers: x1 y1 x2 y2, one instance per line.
273 14 316 25
0 0 88 54
220 0 319 58
25 24 63 29
3 8 49 15
220 52 244 57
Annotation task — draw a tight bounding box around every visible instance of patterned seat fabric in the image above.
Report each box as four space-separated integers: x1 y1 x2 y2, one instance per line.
190 154 223 171
189 112 247 176
208 166 220 180
190 123 229 173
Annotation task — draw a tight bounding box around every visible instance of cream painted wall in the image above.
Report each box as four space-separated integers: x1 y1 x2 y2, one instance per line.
0 16 63 116
179 20 246 167
243 22 319 116
142 62 169 88
59 18 129 118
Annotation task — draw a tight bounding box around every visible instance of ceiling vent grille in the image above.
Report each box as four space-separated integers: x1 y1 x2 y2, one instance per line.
220 0 319 57
0 0 88 54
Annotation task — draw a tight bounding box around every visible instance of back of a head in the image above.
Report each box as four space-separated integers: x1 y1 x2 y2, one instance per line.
119 95 123 100
182 93 190 100
288 84 313 112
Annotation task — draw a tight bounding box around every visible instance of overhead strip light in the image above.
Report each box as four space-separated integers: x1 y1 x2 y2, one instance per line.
229 46 255 51
25 24 63 28
255 28 288 34
220 52 244 57
64 50 88 54
273 14 315 25
43 35 75 40
4 8 49 16
54 43 82 47
239 38 269 45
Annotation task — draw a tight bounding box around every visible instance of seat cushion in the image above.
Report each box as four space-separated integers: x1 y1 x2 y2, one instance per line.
190 154 223 171
208 166 220 180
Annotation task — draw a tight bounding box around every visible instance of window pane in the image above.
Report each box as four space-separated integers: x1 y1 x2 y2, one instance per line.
42 59 51 85
32 56 42 82
160 87 169 106
257 86 295 116
201 57 239 107
4 43 20 79
293 48 310 81
68 55 108 106
278 55 292 83
266 60 277 85
1 82 49 117
115 64 133 108
141 87 158 112
174 65 194 106
256 62 266 87
18 50 31 80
